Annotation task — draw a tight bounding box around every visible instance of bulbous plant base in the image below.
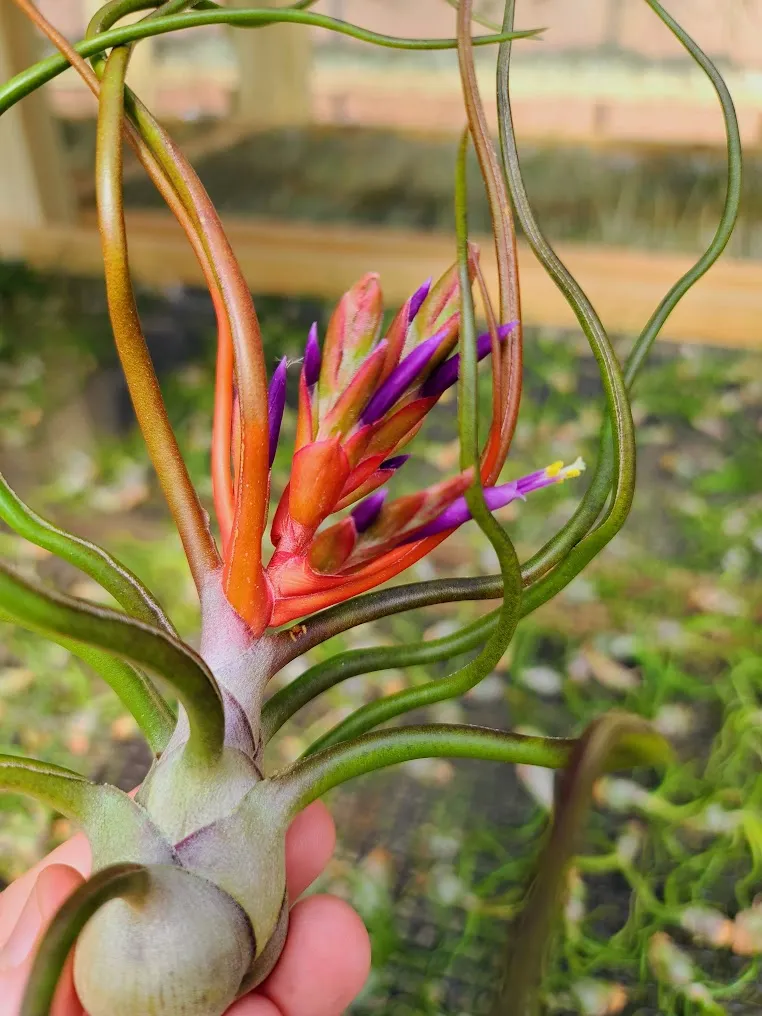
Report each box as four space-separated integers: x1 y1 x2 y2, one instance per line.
73 865 255 1016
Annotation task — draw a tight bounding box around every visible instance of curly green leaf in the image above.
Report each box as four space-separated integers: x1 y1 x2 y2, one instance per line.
302 131 523 756
277 721 665 817
0 7 539 114
498 0 741 594
284 0 740 649
263 612 490 742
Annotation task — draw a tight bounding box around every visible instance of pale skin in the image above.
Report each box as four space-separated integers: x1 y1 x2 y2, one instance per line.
0 802 371 1016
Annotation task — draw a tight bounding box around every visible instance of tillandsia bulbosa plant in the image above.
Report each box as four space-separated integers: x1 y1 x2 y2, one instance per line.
0 0 742 1013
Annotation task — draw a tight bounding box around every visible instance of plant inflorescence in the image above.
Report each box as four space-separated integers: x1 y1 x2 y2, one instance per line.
0 1 741 1014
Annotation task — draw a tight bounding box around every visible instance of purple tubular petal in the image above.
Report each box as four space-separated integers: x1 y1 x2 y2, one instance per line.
268 357 288 467
380 454 410 471
408 278 432 323
303 322 321 388
361 327 450 425
421 322 517 398
516 468 551 494
405 480 522 542
351 489 388 533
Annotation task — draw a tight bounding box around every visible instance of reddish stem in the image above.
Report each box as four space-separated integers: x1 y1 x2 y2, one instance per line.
96 46 219 588
14 0 239 566
125 101 271 632
211 290 235 550
457 0 523 479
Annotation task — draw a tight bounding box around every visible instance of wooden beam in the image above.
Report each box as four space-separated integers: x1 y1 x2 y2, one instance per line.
1 209 759 350
0 3 75 250
228 0 311 126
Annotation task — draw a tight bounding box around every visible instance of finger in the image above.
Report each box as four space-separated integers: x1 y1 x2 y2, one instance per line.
225 994 280 1015
0 864 85 1016
37 866 85 1016
0 788 141 944
259 895 371 1016
0 835 91 947
284 801 336 903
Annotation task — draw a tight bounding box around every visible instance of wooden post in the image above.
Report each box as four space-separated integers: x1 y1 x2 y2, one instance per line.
228 0 311 126
0 3 75 249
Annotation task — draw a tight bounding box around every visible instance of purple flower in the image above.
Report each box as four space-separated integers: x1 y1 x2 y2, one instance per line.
421 322 517 398
303 323 321 388
268 357 288 466
351 489 388 533
380 454 410 472
361 326 451 425
404 458 586 540
408 278 432 323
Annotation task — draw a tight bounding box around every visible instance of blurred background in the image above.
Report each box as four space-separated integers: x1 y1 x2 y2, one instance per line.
1 2 761 1013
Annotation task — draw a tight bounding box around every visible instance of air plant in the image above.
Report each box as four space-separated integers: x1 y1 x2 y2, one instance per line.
0 0 740 1014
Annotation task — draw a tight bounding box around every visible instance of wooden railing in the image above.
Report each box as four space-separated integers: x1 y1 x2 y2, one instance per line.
2 1 761 350
2 209 759 350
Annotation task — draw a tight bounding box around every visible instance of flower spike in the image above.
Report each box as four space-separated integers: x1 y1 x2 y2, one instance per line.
212 259 584 629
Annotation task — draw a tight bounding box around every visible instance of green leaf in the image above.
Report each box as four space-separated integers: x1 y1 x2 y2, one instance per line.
0 7 540 116
262 612 490 742
0 561 224 764
297 124 524 757
290 0 741 646
20 863 150 1016
0 755 174 869
278 724 578 815
0 469 175 634
0 607 174 755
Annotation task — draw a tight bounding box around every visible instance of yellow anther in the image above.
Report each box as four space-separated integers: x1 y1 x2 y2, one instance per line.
545 460 564 479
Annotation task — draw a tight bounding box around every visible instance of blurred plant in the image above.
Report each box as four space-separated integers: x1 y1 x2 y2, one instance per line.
0 0 740 1014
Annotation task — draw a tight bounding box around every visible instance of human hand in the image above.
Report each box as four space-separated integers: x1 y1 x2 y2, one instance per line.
0 801 370 1015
